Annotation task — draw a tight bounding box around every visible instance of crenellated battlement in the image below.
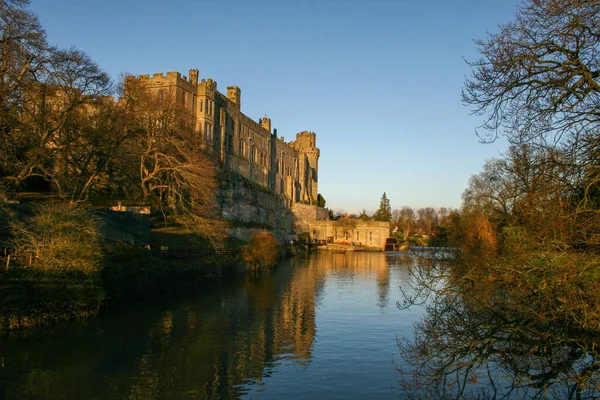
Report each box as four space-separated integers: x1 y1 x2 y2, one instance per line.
125 71 199 92
199 78 217 91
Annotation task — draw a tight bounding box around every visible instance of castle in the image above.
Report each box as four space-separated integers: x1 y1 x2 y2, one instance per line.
124 69 319 206
124 69 389 249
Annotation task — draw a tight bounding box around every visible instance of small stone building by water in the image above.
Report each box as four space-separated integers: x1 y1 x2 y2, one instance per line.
292 204 390 250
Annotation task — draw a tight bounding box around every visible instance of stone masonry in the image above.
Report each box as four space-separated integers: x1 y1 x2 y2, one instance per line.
125 69 321 242
124 69 319 204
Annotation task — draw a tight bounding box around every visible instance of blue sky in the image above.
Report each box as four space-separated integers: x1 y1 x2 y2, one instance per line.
30 0 519 214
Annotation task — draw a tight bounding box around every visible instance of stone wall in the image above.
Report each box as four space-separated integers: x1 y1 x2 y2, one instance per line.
96 210 150 246
291 203 329 235
125 69 320 205
218 172 294 243
305 220 390 250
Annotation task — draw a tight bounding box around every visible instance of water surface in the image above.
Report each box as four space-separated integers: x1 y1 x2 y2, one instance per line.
0 252 423 399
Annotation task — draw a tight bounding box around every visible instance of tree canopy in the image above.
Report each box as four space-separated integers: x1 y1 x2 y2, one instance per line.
0 1 226 249
463 0 600 146
373 192 392 222
461 0 600 251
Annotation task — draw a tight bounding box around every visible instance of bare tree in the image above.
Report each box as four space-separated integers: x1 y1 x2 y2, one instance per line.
463 0 600 146
334 214 357 243
119 80 227 249
463 144 578 251
16 48 113 199
463 0 600 248
396 206 415 241
0 0 47 112
0 0 48 192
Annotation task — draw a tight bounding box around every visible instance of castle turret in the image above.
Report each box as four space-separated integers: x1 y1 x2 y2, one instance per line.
189 69 198 85
290 131 320 203
227 86 241 108
260 116 271 133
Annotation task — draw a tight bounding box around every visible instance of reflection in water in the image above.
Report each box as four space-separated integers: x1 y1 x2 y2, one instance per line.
397 253 600 400
0 252 417 399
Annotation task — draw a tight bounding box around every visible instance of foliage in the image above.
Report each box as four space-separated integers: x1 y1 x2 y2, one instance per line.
313 193 326 208
463 0 600 233
407 234 428 247
0 2 228 251
373 192 392 222
327 208 335 220
10 201 103 272
0 0 114 201
358 209 370 220
417 207 438 234
398 252 600 399
1 201 105 328
243 231 279 272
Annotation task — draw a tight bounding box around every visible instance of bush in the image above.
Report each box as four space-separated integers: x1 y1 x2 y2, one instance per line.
1 201 105 328
243 231 279 272
10 201 103 273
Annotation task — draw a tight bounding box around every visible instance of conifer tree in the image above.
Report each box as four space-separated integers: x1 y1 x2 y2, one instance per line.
373 192 392 222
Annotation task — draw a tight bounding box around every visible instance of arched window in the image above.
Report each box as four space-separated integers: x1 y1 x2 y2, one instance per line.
239 139 247 158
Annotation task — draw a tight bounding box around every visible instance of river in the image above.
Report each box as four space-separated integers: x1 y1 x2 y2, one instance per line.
0 251 424 399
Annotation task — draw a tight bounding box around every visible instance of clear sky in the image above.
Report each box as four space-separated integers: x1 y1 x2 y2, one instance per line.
29 0 520 214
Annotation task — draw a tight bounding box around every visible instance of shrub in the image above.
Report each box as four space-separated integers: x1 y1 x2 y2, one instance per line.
243 231 279 272
10 201 103 273
1 201 105 328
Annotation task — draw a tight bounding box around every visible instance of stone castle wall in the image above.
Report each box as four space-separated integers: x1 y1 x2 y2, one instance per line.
291 203 329 234
218 172 294 243
125 69 319 205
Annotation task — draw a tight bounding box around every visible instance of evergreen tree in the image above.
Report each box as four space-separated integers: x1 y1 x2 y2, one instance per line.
373 192 392 222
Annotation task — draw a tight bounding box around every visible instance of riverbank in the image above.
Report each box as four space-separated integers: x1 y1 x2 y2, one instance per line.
0 241 246 330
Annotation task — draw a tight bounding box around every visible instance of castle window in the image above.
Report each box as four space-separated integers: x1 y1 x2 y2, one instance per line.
369 232 372 244
199 99 203 113
357 231 360 241
239 139 247 158
204 122 213 143
182 92 185 105
209 100 213 115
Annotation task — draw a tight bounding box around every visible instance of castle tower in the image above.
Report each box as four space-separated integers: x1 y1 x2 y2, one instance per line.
227 86 241 108
260 116 271 133
291 131 320 202
189 69 199 85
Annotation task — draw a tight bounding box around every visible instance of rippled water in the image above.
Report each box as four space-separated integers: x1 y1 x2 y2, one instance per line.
0 251 424 399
